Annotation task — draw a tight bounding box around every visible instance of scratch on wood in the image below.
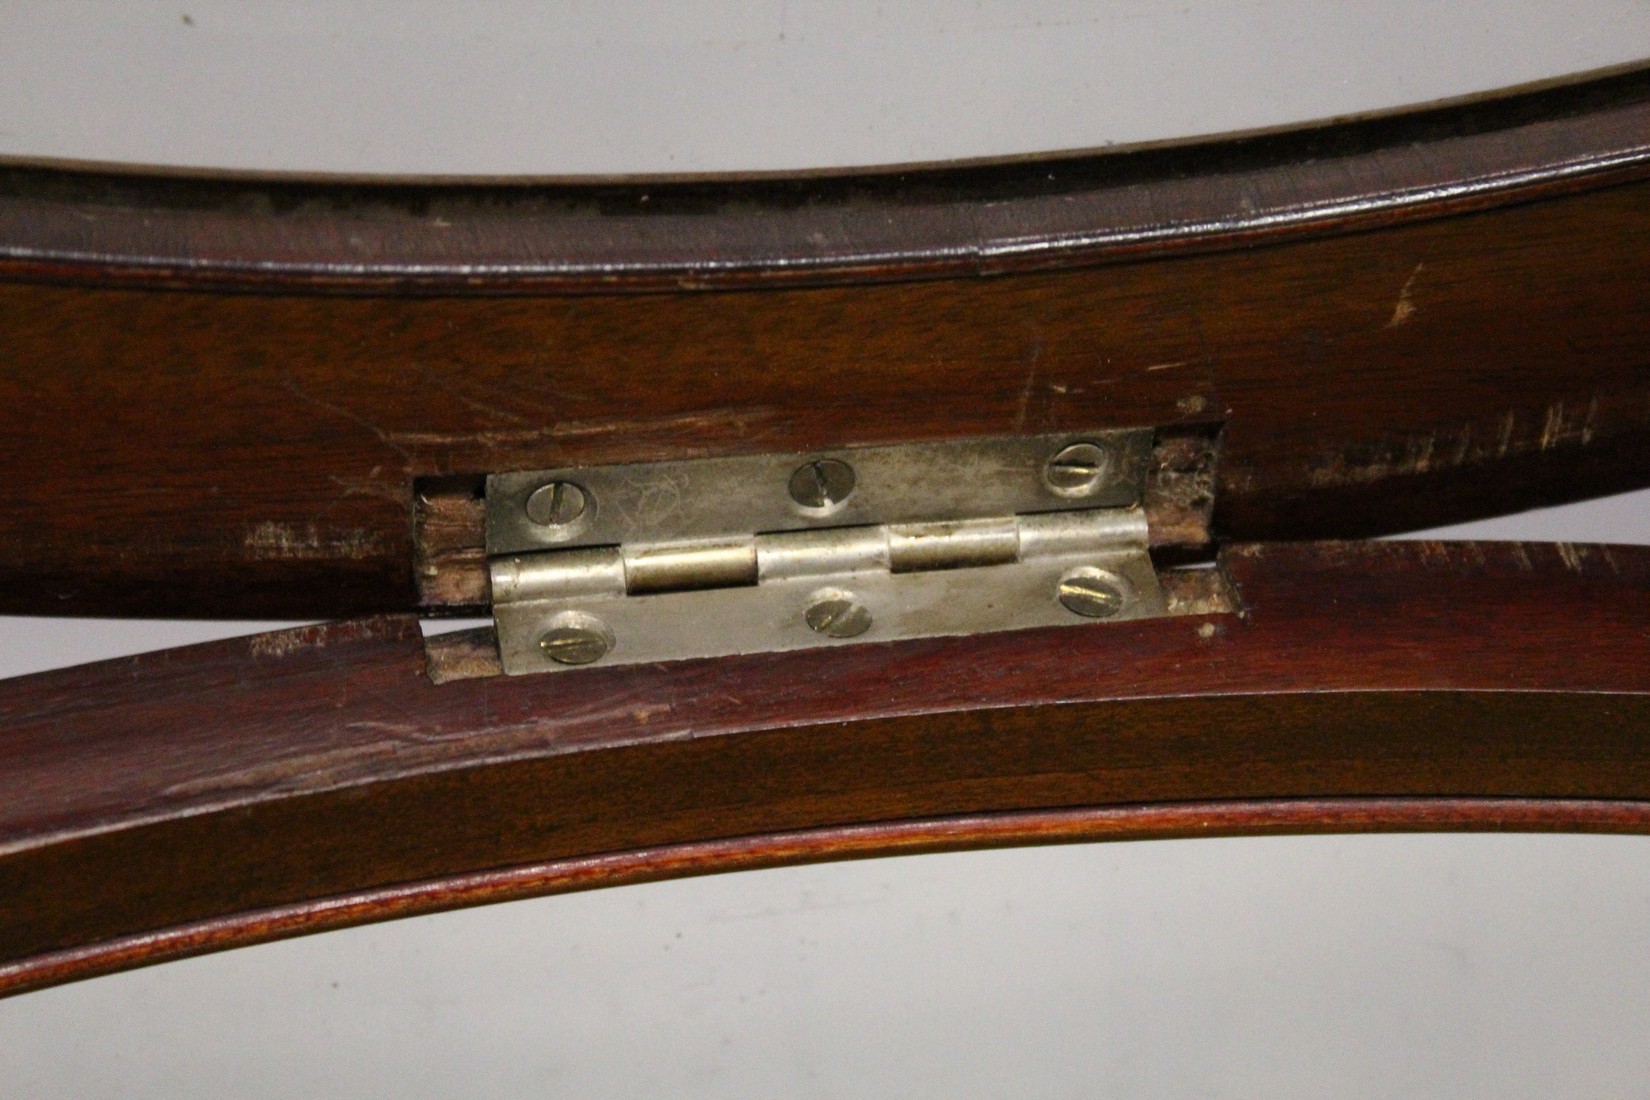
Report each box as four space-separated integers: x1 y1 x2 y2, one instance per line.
1417 541 1454 569
416 366 534 427
1303 390 1623 489
1307 429 1448 486
247 620 393 659
1014 360 1038 433
1451 423 1474 466
385 407 780 448
345 720 424 736
1411 433 1436 474
1496 410 1517 458
244 521 384 562
1541 402 1565 450
327 466 404 504
1556 542 1585 573
1145 360 1191 372
1510 542 1534 572
1539 400 1598 451
281 380 412 462
1384 262 1425 329
159 740 410 797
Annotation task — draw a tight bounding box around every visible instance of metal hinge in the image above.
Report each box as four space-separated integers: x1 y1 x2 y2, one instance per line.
483 429 1169 674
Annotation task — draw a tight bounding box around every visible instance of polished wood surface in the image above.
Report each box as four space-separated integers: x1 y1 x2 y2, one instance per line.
1 69 1649 616
7 65 1650 289
4 540 1649 996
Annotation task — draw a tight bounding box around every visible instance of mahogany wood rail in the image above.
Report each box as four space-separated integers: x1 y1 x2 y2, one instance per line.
1 66 1649 616
4 540 1650 997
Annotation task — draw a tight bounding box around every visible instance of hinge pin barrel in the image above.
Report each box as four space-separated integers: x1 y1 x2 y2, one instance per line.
626 538 757 594
490 510 1146 604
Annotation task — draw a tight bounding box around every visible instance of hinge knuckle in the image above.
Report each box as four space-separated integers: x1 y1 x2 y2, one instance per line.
488 547 624 603
756 527 890 582
624 538 756 594
887 518 1018 573
1018 508 1146 559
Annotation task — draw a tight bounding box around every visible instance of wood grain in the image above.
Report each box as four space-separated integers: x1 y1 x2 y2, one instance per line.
3 540 1649 996
1 69 1648 615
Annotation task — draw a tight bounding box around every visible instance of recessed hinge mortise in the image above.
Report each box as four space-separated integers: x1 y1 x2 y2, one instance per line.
482 429 1186 675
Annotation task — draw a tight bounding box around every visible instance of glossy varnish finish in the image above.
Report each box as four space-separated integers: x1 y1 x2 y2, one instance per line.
7 65 1650 289
3 540 1650 995
1 70 1650 615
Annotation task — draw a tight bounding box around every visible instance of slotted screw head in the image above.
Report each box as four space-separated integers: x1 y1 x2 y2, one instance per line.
788 459 856 510
1058 568 1127 619
1044 442 1112 497
525 481 588 528
805 592 873 638
538 612 613 665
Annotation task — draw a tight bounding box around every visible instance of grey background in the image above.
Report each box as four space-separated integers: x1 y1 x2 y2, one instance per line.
2 4 1649 1096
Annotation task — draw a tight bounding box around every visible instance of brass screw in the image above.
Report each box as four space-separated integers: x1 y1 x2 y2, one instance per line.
788 459 856 510
1044 442 1111 497
1058 569 1127 619
805 592 873 638
525 481 588 528
538 612 613 665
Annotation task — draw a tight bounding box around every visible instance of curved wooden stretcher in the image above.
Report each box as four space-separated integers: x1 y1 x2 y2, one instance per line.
2 64 1649 997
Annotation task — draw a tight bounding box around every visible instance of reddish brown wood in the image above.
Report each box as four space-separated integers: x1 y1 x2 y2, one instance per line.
9 797 1648 1000
6 65 1650 291
1 69 1649 615
3 540 1649 996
